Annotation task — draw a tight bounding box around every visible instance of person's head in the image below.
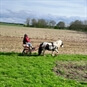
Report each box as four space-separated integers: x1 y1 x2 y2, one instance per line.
24 34 28 37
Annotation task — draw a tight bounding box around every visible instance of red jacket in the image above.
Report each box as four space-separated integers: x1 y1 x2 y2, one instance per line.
25 36 30 42
23 36 31 44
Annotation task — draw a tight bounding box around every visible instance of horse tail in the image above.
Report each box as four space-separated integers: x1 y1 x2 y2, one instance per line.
38 43 43 55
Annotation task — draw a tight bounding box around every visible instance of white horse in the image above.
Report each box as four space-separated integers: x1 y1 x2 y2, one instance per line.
38 40 64 56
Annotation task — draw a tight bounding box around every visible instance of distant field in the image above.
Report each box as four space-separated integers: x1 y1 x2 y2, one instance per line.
0 22 23 27
0 25 87 54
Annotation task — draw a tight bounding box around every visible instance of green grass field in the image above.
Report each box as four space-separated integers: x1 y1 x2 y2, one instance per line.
0 52 87 87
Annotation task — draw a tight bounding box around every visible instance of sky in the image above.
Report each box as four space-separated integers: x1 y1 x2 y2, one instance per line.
0 0 87 23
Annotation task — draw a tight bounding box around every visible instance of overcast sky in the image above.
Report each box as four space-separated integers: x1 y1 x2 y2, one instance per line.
1 0 87 17
0 0 87 23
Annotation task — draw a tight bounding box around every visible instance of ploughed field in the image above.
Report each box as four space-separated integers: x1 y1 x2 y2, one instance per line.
0 25 87 54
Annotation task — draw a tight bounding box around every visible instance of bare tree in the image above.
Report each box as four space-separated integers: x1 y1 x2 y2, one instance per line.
31 18 37 27
83 20 87 25
49 20 56 27
56 21 65 29
25 18 30 27
37 19 47 28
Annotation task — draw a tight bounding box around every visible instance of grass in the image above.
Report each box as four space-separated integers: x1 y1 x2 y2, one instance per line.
0 52 87 87
0 22 23 27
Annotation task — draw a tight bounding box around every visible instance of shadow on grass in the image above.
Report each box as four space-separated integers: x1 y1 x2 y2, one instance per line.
0 52 55 57
18 52 39 57
0 52 39 57
0 52 17 56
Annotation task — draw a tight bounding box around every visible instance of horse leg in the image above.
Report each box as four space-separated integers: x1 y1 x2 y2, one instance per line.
38 46 43 55
42 49 45 56
52 51 55 56
55 49 59 56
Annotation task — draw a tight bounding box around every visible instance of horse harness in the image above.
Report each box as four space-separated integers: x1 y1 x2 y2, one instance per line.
45 42 58 51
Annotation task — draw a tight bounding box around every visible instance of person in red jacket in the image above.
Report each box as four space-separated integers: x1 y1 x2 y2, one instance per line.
23 34 33 49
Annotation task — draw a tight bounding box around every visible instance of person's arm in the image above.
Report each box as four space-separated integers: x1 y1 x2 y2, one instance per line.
26 37 30 42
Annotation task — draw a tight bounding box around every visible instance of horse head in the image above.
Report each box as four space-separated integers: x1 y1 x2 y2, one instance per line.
55 40 64 48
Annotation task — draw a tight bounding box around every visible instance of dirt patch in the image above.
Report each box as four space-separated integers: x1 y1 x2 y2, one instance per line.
0 25 87 54
53 61 87 82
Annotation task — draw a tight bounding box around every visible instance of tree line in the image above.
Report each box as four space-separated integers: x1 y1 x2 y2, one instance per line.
24 18 87 31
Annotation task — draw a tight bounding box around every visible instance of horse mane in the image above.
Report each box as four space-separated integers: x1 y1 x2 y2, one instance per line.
54 40 63 47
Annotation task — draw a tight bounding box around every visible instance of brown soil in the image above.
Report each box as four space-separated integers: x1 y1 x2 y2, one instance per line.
0 25 87 54
53 61 87 82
